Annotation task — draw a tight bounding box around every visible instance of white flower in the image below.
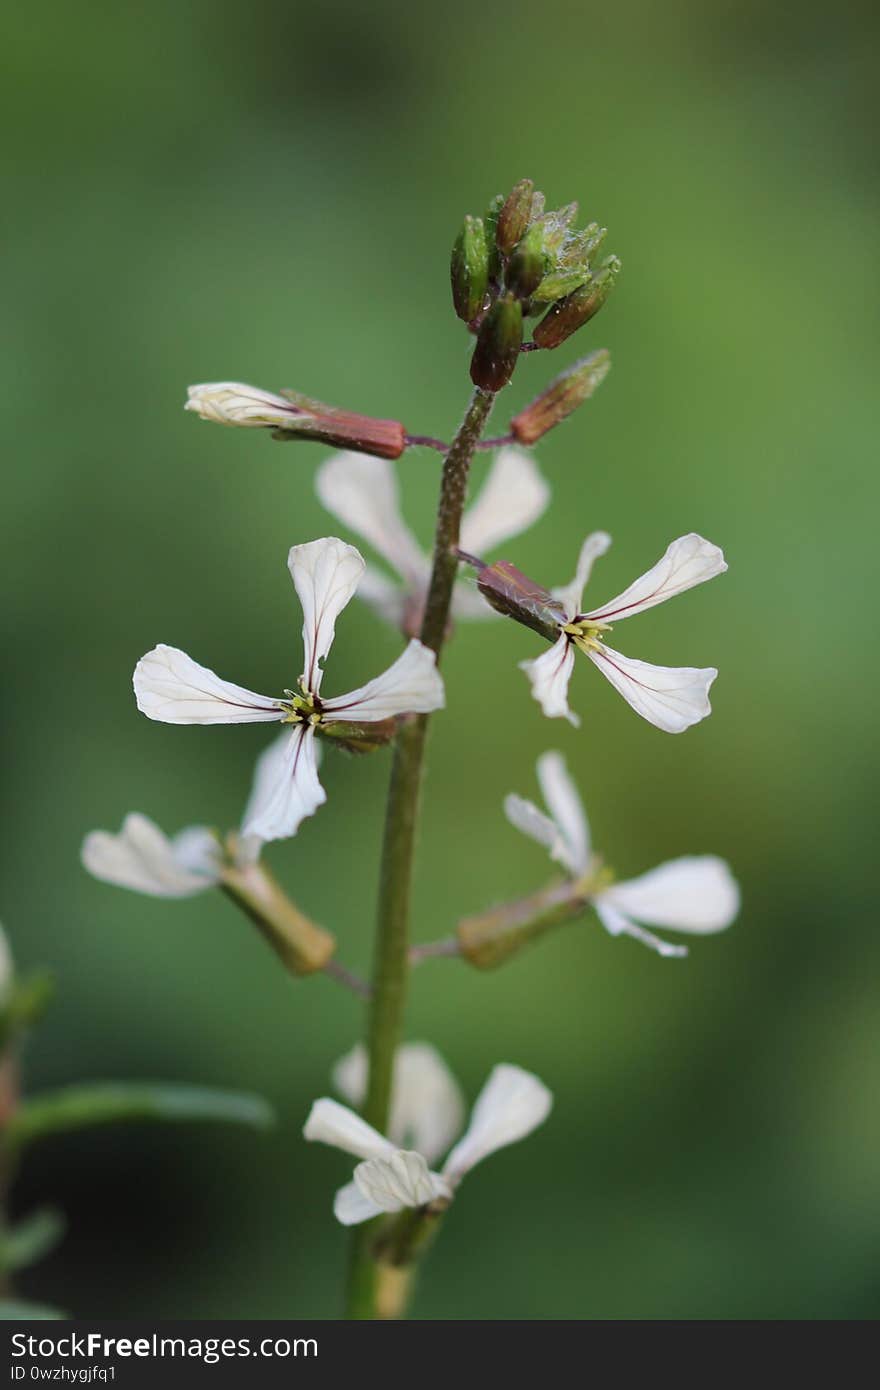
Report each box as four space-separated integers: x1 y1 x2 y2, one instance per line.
520 532 726 733
316 447 550 633
305 1060 552 1226
505 751 740 957
133 538 445 843
333 1042 465 1165
185 382 300 429
80 733 291 897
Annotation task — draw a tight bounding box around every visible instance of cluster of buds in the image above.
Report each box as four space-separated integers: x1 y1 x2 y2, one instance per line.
450 178 621 391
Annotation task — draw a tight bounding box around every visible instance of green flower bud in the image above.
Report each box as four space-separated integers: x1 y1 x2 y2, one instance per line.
469 294 523 391
450 214 489 324
532 255 621 349
507 222 550 300
483 193 505 281
495 178 535 256
511 349 611 445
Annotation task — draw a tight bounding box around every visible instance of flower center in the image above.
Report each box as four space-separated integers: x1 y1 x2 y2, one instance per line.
562 618 611 655
280 686 323 726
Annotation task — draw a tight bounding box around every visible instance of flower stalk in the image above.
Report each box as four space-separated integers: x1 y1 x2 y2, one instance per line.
348 386 495 1317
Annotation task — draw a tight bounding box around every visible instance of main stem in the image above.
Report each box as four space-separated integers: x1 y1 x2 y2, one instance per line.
346 386 495 1318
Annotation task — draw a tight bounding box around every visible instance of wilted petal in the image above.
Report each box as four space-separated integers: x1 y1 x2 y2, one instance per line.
81 813 219 898
504 794 566 863
460 447 551 556
587 643 716 733
603 856 739 934
322 640 444 723
303 1098 394 1162
353 1151 451 1213
333 1042 465 1166
315 452 428 588
288 538 365 695
536 751 591 877
443 1064 552 1183
240 725 325 843
583 533 726 624
133 645 282 725
552 531 612 620
594 898 688 958
519 635 579 726
333 1181 385 1227
185 382 297 428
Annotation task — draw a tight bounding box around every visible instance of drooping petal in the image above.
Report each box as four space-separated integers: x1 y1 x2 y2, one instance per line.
315 452 428 588
443 1065 553 1183
504 794 566 862
603 856 740 934
459 447 551 557
133 645 282 725
552 531 612 620
586 643 717 733
582 533 726 624
321 640 444 723
303 1098 395 1162
81 814 220 898
536 751 591 877
593 898 688 958
288 538 365 695
519 634 579 727
185 382 298 428
333 1042 465 1166
354 569 411 630
333 1181 385 1226
352 1151 451 1214
240 725 325 843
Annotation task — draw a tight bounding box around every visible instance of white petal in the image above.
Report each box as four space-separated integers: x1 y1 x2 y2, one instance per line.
333 1042 465 1166
333 1181 385 1226
170 826 225 877
322 640 444 723
459 447 551 556
583 533 727 623
185 382 297 428
0 927 13 1003
552 531 612 619
604 856 739 934
504 794 565 862
133 645 282 725
355 568 411 629
519 635 579 727
81 813 219 898
353 1151 451 1213
536 751 591 877
443 1065 552 1182
315 452 428 587
587 643 717 733
302 1098 394 1162
240 725 325 843
594 898 688 958
288 538 365 695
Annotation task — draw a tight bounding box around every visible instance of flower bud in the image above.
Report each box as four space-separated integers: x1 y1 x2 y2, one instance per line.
506 222 550 300
483 193 505 281
531 255 621 349
185 382 406 459
495 178 535 256
220 852 335 976
470 558 565 640
457 881 588 969
450 215 489 325
469 295 523 392
511 349 611 445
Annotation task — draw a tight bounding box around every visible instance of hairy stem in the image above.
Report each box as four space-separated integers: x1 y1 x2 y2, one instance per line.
346 387 495 1319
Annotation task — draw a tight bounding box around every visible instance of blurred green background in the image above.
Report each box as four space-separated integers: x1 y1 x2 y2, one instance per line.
2 0 877 1320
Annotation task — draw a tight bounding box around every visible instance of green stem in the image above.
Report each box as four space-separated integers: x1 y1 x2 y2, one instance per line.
346 387 495 1319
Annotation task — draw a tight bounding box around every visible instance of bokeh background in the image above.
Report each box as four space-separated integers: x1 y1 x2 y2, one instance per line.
2 0 877 1320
